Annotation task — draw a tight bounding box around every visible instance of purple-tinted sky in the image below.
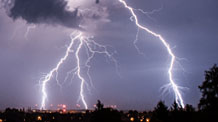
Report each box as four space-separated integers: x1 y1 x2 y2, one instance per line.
0 0 218 110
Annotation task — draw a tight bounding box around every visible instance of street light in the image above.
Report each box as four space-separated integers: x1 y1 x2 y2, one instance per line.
146 118 150 122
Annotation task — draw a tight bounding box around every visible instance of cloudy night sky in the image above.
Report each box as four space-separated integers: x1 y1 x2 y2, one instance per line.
0 0 218 110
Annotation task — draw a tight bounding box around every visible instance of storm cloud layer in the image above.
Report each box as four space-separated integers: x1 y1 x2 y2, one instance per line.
2 0 82 28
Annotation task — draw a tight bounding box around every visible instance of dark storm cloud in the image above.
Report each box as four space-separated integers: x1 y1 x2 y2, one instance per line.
3 0 81 28
96 0 100 4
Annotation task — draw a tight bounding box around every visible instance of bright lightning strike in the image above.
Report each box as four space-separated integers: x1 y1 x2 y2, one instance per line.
74 35 118 109
40 32 82 109
75 37 87 109
40 31 118 110
118 0 185 108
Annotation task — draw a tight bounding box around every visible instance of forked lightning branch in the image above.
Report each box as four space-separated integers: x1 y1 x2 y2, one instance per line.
40 32 118 109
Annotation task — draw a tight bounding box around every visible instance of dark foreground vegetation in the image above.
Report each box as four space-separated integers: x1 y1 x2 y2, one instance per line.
0 64 218 122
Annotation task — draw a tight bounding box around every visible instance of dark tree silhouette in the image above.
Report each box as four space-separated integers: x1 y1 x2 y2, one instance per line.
198 64 218 112
128 110 139 122
170 101 183 112
185 104 195 112
169 101 188 122
152 101 169 122
91 100 122 122
96 100 104 111
154 101 168 113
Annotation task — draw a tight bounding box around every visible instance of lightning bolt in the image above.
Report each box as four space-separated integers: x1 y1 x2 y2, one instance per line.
40 31 118 110
75 36 88 109
24 24 36 40
134 5 163 22
75 35 118 109
118 0 185 108
40 32 82 109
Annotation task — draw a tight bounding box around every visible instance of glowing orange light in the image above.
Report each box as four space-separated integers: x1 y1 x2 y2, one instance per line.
37 116 42 121
146 118 150 122
130 117 134 122
0 119 3 122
